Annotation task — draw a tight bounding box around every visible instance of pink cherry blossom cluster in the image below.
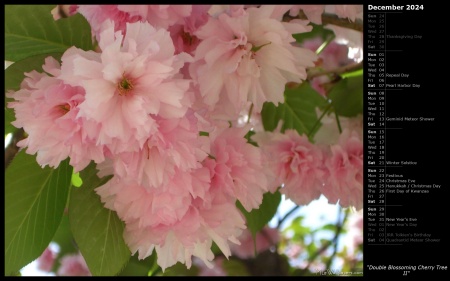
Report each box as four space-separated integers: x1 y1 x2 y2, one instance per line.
8 5 363 271
254 113 363 210
316 114 363 210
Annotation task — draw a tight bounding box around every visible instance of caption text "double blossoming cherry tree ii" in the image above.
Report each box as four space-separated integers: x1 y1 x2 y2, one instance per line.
5 5 363 276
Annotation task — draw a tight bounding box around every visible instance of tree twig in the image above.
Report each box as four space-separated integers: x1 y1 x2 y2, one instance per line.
302 207 347 272
308 61 363 80
277 205 300 229
307 101 333 139
5 128 25 169
325 207 349 269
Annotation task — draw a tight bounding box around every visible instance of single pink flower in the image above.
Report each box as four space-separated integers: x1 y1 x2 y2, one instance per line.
7 57 105 172
254 129 325 206
59 20 192 155
190 5 317 119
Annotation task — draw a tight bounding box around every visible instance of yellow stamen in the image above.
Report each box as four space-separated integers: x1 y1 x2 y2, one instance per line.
118 76 133 96
59 103 70 114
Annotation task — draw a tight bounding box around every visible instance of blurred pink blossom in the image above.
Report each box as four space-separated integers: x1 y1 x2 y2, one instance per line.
302 37 352 96
36 247 57 272
57 253 91 276
194 256 226 276
51 5 78 20
346 210 364 251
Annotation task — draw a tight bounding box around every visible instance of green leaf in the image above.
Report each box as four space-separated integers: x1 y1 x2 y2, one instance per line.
51 214 78 257
246 251 291 276
5 5 92 61
162 262 199 276
283 216 310 236
5 150 72 276
261 82 327 139
293 23 335 44
5 53 63 136
5 107 16 137
328 76 363 117
244 130 258 147
5 53 63 93
222 259 251 276
251 42 271 53
260 101 279 132
51 214 78 272
69 162 130 276
291 267 317 276
237 191 282 237
321 223 337 232
211 242 222 255
119 253 156 276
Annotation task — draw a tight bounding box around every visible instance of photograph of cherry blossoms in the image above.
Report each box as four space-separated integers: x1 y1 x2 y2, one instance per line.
5 5 363 276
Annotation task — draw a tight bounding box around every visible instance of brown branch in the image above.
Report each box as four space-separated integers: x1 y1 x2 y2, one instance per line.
308 61 363 79
286 61 363 92
277 205 300 229
5 128 25 169
325 208 349 269
284 11 363 33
